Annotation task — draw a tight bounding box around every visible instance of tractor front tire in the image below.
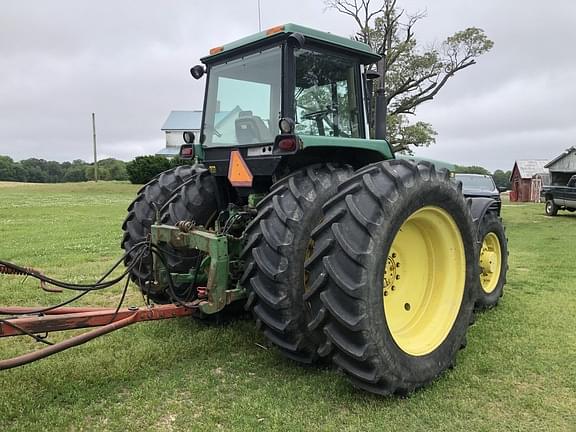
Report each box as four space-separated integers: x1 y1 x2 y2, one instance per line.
241 164 352 363
305 160 478 395
475 212 508 310
121 165 200 303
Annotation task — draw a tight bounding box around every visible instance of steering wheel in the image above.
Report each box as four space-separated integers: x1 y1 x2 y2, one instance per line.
302 106 335 121
300 106 350 138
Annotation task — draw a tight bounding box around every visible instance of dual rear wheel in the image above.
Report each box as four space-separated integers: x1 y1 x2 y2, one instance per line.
122 160 505 395
121 164 218 303
246 160 478 395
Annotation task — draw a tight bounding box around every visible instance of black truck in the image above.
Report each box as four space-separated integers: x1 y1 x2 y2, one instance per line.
541 175 576 216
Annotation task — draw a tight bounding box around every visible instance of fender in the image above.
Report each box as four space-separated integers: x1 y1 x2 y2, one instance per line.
466 197 498 236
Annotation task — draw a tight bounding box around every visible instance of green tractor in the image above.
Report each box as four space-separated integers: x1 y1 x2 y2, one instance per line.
121 24 507 395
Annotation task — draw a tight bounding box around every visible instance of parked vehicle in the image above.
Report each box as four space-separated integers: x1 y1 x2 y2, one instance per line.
454 173 502 212
452 173 507 310
541 175 576 216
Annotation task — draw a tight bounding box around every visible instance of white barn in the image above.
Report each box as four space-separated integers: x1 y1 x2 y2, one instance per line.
156 109 242 157
156 110 202 157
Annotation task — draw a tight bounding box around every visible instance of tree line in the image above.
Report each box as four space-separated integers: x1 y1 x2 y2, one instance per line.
0 155 192 185
0 154 512 189
0 156 128 183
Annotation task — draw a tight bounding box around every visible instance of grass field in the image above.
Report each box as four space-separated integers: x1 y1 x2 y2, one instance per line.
0 182 574 432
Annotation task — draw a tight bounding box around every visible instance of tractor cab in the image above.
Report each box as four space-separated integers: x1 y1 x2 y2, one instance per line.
188 24 390 190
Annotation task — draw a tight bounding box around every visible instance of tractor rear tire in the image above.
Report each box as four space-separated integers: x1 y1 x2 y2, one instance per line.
475 212 508 310
305 159 478 395
121 165 201 303
241 164 353 363
159 166 220 301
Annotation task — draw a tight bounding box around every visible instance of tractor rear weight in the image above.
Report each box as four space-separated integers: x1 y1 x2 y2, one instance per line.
150 224 246 314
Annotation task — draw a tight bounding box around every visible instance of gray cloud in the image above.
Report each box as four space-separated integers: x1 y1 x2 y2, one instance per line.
0 0 574 171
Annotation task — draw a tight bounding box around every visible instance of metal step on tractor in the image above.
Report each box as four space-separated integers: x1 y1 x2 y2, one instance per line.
0 24 508 396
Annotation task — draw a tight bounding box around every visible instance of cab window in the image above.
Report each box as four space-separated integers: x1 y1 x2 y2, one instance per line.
294 49 361 138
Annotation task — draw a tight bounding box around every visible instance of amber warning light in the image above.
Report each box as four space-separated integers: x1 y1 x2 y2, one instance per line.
266 25 285 36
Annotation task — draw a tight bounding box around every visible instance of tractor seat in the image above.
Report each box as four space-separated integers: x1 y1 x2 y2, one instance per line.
235 111 272 144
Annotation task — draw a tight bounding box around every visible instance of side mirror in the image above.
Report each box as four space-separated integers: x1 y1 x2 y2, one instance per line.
190 65 205 80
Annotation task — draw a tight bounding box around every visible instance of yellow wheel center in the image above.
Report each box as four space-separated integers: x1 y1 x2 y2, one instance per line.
383 206 466 357
479 232 502 294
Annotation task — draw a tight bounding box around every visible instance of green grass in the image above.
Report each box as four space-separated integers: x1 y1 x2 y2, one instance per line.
0 182 574 432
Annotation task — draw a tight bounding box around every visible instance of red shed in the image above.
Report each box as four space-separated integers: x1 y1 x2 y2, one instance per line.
510 160 548 202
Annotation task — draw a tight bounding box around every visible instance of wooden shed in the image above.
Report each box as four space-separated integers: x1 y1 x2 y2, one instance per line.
509 160 548 202
545 147 576 185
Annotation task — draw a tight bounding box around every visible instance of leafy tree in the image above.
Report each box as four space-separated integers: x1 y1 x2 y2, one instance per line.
102 158 129 181
24 166 48 183
11 165 28 182
0 156 17 181
454 165 490 175
45 161 64 183
63 165 88 182
325 0 494 153
126 156 172 184
85 165 111 181
493 169 512 190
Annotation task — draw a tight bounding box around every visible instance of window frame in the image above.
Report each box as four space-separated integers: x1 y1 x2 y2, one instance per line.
200 43 285 147
286 43 366 139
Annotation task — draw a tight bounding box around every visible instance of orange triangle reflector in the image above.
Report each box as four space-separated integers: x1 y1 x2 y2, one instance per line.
228 150 253 187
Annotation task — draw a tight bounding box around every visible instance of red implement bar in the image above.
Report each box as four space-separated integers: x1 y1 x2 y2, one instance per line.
0 303 197 370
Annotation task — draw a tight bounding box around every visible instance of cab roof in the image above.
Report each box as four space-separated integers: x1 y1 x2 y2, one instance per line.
201 23 381 65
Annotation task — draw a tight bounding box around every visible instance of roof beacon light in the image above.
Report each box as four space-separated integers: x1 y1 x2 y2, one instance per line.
209 46 224 55
266 25 285 36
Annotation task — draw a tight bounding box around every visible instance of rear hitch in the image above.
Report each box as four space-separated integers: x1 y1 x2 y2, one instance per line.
150 223 246 314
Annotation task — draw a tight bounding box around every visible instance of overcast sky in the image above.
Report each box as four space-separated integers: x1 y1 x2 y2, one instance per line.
1 0 574 171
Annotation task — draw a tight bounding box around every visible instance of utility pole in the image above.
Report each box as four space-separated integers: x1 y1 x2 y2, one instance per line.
92 112 98 182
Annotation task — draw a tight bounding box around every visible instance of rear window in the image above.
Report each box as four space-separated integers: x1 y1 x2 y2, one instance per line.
454 174 496 191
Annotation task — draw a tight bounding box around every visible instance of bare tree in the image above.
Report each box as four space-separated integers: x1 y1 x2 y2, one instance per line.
325 0 493 153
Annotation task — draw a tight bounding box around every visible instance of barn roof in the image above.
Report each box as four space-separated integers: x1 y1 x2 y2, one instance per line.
161 110 202 131
545 146 576 169
514 160 549 179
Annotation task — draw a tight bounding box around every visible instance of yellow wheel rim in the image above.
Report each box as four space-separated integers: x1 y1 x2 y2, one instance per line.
383 206 466 357
479 232 502 294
